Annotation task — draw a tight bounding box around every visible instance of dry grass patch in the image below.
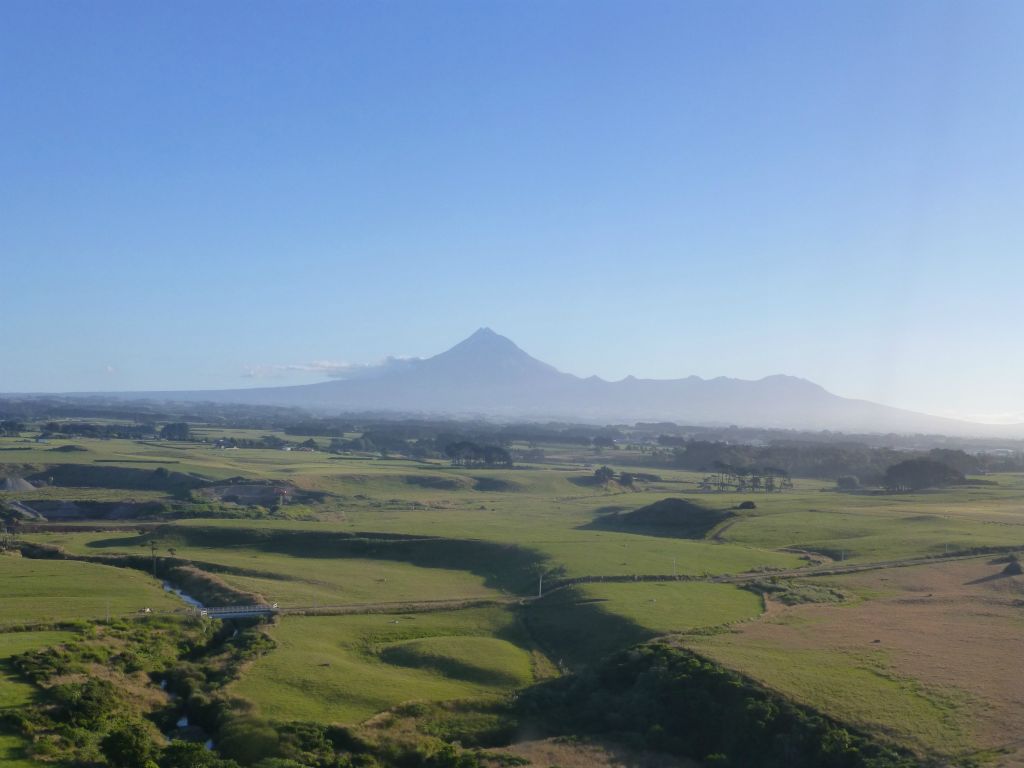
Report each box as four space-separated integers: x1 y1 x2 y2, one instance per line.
487 737 698 768
687 557 1024 765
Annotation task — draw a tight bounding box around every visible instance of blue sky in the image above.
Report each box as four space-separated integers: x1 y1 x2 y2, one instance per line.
2 1 1022 421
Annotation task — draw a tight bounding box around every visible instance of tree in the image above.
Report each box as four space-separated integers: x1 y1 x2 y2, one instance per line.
160 422 191 441
160 741 234 768
0 420 25 436
927 448 980 476
216 717 280 765
101 722 156 768
594 466 615 483
883 459 963 492
619 471 635 487
445 442 512 467
836 475 860 490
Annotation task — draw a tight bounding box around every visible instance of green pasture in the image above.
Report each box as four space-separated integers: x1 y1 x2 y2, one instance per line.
0 555 181 626
577 581 764 634
232 606 536 724
205 556 498 607
523 581 764 669
686 636 974 758
714 477 1024 561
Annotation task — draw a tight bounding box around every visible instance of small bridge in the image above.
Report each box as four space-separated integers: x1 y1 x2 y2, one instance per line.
202 604 278 619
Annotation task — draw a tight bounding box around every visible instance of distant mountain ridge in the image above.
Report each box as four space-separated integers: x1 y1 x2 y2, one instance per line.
108 328 1021 437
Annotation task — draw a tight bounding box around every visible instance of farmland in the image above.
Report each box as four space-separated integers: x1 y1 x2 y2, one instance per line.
2 425 1024 767
0 555 181 626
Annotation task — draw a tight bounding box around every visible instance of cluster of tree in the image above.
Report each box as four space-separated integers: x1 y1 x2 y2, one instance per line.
646 439 1017 485
518 642 917 768
284 420 356 438
444 441 513 467
37 421 158 439
160 422 192 441
0 419 26 436
697 464 792 492
882 458 965 491
641 420 1024 454
591 466 638 486
658 440 905 484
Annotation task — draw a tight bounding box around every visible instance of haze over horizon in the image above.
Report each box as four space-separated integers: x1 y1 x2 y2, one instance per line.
3 2 1023 423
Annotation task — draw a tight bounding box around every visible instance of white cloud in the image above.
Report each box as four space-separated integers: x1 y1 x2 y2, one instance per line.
242 356 417 380
936 409 1024 425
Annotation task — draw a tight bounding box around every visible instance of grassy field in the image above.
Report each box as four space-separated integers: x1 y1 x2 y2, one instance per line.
13 435 1024 568
522 581 765 670
576 581 764 634
233 606 538 724
0 554 182 626
214 557 499 607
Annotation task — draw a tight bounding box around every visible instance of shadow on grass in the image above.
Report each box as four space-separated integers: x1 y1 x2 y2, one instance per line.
85 525 548 595
518 587 653 671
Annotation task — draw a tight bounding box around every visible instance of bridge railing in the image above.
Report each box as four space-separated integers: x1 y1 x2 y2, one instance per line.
200 604 279 616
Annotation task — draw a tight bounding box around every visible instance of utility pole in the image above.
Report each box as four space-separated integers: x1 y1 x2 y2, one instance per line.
537 571 543 598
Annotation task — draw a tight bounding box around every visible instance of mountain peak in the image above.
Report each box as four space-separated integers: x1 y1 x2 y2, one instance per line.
445 327 524 356
422 328 568 381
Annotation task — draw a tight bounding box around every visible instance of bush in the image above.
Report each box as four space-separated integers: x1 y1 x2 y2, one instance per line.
101 721 157 768
217 717 281 765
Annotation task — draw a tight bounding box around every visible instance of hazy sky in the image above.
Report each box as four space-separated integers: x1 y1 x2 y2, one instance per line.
2 2 1022 422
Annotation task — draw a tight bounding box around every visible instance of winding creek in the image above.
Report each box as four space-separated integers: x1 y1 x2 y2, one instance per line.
160 583 213 749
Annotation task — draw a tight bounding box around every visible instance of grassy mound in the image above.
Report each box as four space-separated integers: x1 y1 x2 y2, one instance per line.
403 475 468 491
232 608 535 723
472 477 519 492
379 636 532 687
28 464 206 494
584 498 732 539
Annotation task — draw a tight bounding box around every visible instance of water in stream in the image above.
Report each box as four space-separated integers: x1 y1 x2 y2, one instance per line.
162 582 205 609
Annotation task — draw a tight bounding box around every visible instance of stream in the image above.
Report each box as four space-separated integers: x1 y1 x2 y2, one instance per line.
162 582 205 609
160 584 214 749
